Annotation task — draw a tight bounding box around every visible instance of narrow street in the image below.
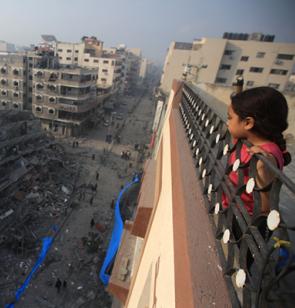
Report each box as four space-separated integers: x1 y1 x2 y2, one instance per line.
19 85 156 308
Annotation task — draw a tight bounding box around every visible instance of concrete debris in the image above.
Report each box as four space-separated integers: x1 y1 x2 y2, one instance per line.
61 185 71 195
0 110 79 306
0 209 14 220
86 290 96 300
0 84 155 307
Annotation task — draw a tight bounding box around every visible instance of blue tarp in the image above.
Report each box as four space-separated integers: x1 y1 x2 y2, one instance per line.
5 236 54 308
99 175 139 285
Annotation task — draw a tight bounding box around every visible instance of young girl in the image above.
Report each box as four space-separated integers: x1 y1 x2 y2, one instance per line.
224 86 291 217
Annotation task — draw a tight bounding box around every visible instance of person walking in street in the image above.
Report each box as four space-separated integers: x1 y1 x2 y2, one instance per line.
96 171 99 181
90 218 95 228
55 278 62 293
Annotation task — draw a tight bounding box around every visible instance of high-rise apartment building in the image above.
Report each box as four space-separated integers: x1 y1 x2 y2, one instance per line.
160 33 295 94
55 37 127 94
32 67 99 136
0 50 56 112
0 54 28 111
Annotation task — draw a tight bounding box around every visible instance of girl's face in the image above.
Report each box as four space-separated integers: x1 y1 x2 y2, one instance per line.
227 104 247 139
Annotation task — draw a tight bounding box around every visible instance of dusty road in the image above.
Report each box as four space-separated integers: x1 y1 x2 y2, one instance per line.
18 86 155 308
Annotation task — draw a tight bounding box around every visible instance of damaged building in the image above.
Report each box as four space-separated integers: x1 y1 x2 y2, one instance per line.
32 67 102 136
0 110 79 304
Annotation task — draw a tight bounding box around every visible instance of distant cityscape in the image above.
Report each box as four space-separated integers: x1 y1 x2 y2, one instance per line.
0 35 150 136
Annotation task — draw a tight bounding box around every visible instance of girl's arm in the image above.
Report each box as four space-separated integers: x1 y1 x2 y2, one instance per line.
248 146 277 214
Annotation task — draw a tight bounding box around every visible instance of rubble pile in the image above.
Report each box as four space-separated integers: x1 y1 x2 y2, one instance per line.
0 110 79 304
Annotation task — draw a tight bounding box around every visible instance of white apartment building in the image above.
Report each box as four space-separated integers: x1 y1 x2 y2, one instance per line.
55 38 125 93
160 33 295 94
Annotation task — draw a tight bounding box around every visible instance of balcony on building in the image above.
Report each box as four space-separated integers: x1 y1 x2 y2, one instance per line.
105 80 295 308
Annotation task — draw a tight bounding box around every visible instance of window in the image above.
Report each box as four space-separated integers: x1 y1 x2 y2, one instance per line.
29 75 32 80
29 63 33 68
93 59 99 63
103 60 109 64
75 50 79 53
84 59 89 62
66 57 71 60
67 49 72 53
101 78 107 82
112 61 115 66
58 49 63 52
268 83 280 89
246 81 254 86
270 69 288 75
236 69 244 75
277 54 294 60
249 67 264 73
224 50 234 55
102 69 108 73
59 57 63 60
256 52 265 58
74 57 78 61
220 64 231 70
240 56 249 62
36 83 44 90
215 77 227 83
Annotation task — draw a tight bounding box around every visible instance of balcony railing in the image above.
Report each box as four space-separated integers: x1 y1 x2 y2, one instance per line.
180 83 295 307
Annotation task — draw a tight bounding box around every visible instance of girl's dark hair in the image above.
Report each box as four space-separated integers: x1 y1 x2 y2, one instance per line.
231 86 291 166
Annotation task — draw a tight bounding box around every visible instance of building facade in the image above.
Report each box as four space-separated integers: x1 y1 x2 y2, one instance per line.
0 54 27 111
55 37 127 94
160 33 295 94
32 67 100 136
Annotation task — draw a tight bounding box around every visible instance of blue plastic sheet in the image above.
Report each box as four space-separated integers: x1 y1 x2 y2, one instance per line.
99 175 139 285
6 236 54 308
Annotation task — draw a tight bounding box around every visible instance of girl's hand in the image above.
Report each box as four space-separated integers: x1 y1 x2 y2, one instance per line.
246 145 268 157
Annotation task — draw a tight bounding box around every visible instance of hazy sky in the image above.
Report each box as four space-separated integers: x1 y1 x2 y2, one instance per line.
0 0 294 64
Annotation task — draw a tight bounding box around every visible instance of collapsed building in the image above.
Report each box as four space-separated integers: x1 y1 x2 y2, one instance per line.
0 110 79 304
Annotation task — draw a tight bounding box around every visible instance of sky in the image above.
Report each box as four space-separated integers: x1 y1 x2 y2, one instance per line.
0 0 294 64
